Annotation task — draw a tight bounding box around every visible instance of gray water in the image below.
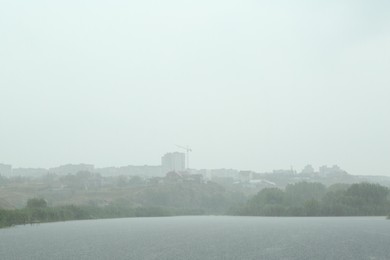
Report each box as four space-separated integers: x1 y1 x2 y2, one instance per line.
0 216 389 260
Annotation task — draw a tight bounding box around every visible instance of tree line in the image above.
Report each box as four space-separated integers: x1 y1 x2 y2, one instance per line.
234 182 390 217
0 198 202 228
2 182 390 228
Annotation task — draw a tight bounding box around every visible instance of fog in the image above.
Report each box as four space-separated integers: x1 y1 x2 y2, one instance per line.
1 0 389 175
2 217 390 259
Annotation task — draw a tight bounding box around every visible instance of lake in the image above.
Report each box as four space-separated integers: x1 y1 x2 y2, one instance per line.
0 216 389 259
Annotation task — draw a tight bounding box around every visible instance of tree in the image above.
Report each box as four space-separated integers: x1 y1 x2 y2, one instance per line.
285 182 326 207
26 198 47 209
346 183 389 204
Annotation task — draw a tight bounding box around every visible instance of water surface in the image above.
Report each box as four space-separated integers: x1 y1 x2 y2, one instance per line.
0 216 389 259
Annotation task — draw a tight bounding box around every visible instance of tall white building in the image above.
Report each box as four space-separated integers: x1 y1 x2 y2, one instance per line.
161 152 185 174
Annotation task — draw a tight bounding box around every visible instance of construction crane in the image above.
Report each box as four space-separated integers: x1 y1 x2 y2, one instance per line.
176 144 192 170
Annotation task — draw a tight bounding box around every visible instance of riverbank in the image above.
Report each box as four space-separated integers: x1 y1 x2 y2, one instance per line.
0 204 203 228
3 181 390 228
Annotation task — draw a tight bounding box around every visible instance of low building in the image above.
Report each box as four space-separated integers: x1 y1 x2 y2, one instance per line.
0 163 12 177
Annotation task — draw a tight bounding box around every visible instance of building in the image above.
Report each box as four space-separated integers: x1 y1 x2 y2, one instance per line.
12 168 47 177
0 164 12 177
301 165 315 176
238 170 255 182
95 165 162 177
319 165 348 177
49 164 95 175
161 152 185 174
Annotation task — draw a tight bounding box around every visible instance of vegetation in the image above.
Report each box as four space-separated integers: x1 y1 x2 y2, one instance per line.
130 182 246 214
3 182 390 228
0 176 246 228
0 198 202 228
236 182 390 217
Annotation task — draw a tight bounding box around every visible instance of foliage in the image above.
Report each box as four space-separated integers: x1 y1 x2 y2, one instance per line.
0 202 201 228
285 182 326 206
132 182 246 214
236 182 390 217
26 198 47 209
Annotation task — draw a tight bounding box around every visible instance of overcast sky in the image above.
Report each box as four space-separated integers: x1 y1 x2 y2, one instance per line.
1 0 389 175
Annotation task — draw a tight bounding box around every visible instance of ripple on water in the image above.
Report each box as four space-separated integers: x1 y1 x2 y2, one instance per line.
0 216 389 260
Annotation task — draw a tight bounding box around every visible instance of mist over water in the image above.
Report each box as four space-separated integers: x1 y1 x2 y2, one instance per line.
1 1 390 259
1 216 390 260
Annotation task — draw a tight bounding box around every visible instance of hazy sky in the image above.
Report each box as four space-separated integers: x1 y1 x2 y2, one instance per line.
1 0 389 175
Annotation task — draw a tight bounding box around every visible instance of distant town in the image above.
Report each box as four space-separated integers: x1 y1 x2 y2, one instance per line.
1 152 389 189
1 151 390 217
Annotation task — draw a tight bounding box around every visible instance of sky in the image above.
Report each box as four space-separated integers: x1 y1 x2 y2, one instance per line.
0 0 389 175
